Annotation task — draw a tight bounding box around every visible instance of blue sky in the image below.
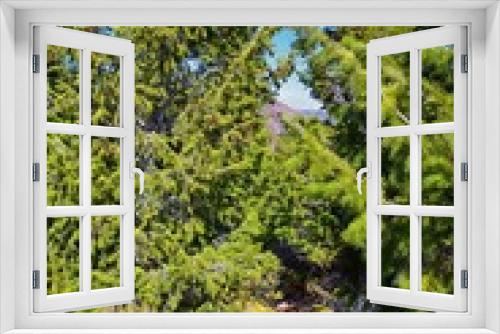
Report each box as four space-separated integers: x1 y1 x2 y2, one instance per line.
269 28 323 111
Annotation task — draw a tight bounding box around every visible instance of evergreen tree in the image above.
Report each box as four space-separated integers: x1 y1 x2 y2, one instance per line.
46 26 454 312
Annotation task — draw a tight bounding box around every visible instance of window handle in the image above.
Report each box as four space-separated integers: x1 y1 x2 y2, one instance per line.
130 163 145 195
356 164 370 195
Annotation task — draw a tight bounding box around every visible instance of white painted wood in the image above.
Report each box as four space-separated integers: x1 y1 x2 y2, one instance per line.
2 329 498 334
10 5 488 332
452 25 469 316
32 24 48 314
121 41 136 298
368 26 463 56
366 26 468 312
0 3 16 333
81 47 92 294
3 0 497 10
484 3 500 334
1 329 498 334
366 39 379 313
369 285 464 312
33 26 135 312
46 206 128 217
41 287 134 312
46 123 127 138
409 48 422 293
374 205 455 217
7 7 492 27
373 122 454 137
37 26 132 56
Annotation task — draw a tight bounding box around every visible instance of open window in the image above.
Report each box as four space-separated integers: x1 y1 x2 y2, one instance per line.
364 26 468 312
31 24 468 314
33 26 137 312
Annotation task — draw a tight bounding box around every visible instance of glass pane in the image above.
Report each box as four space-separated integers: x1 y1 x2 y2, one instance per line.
91 216 120 289
421 217 454 294
47 217 80 294
381 52 410 127
91 53 121 127
380 136 410 205
381 215 410 289
421 45 454 124
91 137 121 205
47 45 80 124
47 134 80 206
421 133 454 206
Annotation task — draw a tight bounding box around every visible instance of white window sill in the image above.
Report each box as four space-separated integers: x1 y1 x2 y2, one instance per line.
4 329 498 334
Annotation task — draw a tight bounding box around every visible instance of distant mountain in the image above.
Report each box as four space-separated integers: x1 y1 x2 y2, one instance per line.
299 109 329 121
260 101 297 136
260 102 331 151
261 102 329 136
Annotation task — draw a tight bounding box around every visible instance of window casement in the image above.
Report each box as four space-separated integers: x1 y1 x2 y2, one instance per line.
30 24 469 314
32 26 138 312
364 26 468 312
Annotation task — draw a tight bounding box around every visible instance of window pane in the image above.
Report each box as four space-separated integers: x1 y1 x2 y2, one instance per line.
421 133 454 206
91 53 121 127
91 216 121 289
381 215 410 289
91 137 121 205
421 45 454 124
421 216 454 294
380 136 410 205
47 217 80 294
381 52 410 127
47 45 80 124
47 134 80 206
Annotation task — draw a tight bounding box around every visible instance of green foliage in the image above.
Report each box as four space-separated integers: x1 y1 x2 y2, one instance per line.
47 45 80 123
46 26 454 312
47 134 80 206
293 26 453 304
47 217 80 295
91 216 121 290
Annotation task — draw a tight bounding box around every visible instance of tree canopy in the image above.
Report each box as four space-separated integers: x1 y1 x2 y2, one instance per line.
46 26 454 312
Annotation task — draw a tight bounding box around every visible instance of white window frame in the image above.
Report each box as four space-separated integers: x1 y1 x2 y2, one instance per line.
366 26 468 312
32 26 136 312
0 1 499 333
